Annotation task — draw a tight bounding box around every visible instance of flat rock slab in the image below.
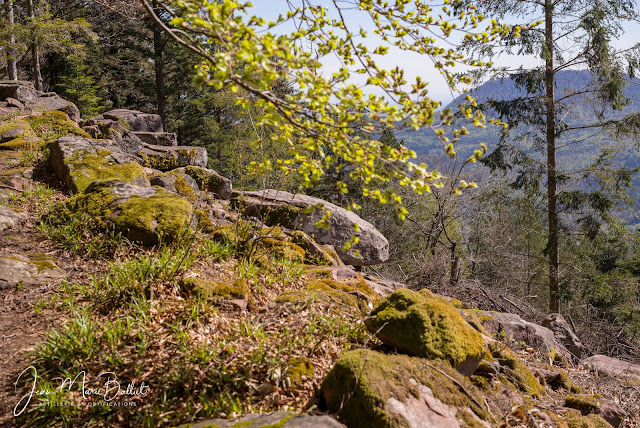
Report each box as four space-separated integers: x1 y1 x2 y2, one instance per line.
583 354 640 379
0 253 66 289
133 131 177 146
0 205 27 231
0 80 40 102
181 412 345 428
233 190 389 266
99 109 164 132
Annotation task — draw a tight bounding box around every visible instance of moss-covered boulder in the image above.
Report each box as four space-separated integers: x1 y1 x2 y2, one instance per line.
24 111 90 140
50 137 148 193
0 119 35 143
45 180 195 245
320 349 489 428
175 165 232 200
232 190 389 266
140 145 207 171
566 413 614 428
364 288 486 376
564 395 625 428
486 342 544 397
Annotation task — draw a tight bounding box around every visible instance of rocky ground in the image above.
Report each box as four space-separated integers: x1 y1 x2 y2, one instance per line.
1 80 640 427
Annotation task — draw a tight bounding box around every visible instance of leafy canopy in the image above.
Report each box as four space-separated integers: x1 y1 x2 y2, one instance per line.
142 0 514 218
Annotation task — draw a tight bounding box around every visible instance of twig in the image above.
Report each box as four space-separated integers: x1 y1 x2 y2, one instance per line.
0 184 23 192
422 361 485 412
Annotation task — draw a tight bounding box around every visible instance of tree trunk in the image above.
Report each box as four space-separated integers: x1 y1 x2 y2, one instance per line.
545 0 560 312
5 0 17 80
27 0 42 90
152 5 166 131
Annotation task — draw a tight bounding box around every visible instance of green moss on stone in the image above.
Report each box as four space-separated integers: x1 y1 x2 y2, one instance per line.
26 253 58 273
320 349 488 428
179 278 248 301
565 394 601 415
25 111 89 139
65 149 147 193
566 413 613 428
286 357 314 386
0 137 43 151
168 171 197 202
141 151 180 171
182 166 222 193
488 343 544 397
260 238 306 263
365 288 486 370
45 185 193 245
114 188 194 245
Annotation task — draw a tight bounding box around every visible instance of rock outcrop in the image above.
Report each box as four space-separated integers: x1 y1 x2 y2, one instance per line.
232 189 389 266
583 354 640 379
181 412 345 428
0 80 80 121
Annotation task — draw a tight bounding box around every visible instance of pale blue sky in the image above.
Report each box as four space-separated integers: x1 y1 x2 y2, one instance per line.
247 1 640 104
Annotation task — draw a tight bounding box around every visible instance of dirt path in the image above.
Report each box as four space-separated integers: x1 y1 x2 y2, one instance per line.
0 219 102 426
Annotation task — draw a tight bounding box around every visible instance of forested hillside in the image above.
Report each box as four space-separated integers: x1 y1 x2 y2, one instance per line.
1 1 640 427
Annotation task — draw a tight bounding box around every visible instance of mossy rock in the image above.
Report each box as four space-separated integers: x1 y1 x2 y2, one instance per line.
179 165 232 199
259 237 306 263
0 137 44 151
179 278 248 301
566 413 613 428
320 349 489 428
167 170 198 202
50 139 149 193
288 230 337 266
488 342 544 397
0 119 35 142
564 394 602 415
285 357 314 386
25 111 90 140
45 182 195 245
364 288 486 375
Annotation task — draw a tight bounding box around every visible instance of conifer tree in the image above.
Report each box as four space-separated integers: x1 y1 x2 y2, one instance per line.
464 0 640 311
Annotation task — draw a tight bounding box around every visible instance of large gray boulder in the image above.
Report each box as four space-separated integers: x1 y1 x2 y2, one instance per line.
174 165 232 199
0 253 66 289
98 109 164 132
542 313 584 359
0 80 80 121
0 80 40 102
133 131 177 146
25 93 81 122
180 412 345 428
232 190 389 266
